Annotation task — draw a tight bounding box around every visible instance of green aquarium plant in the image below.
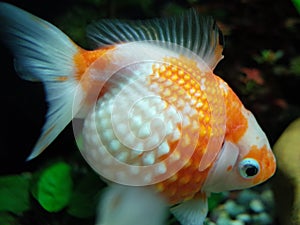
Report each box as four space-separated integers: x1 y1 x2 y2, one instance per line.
31 161 73 212
0 173 31 214
0 159 104 225
292 0 300 13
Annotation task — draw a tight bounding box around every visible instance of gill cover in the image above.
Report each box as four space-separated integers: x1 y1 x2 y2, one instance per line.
203 141 240 192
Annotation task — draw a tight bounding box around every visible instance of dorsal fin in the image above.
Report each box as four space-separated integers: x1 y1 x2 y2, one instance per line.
87 9 224 69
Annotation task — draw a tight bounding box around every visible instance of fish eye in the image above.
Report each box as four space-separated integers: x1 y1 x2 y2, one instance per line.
239 158 260 179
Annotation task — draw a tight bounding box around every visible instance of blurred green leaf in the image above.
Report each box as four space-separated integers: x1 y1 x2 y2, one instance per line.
0 173 31 214
292 0 300 14
67 172 104 218
290 56 300 76
208 192 225 211
32 161 73 212
0 212 18 225
254 50 284 64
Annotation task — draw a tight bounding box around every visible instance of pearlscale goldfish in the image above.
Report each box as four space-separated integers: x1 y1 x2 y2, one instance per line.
0 3 276 225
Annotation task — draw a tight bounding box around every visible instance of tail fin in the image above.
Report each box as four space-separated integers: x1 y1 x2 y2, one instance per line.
0 3 82 160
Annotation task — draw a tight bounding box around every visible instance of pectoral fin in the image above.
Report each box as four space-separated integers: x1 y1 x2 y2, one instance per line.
96 184 168 225
170 192 208 225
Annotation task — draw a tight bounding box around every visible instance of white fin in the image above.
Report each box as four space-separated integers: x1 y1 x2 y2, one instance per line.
170 193 208 225
0 3 82 160
87 9 224 69
96 184 168 225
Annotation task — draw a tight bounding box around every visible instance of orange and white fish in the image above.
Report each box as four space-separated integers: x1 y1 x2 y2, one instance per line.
0 3 276 225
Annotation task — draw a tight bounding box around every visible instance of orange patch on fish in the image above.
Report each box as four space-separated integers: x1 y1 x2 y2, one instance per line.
55 76 69 82
223 87 248 143
226 165 233 171
73 46 116 104
73 46 115 81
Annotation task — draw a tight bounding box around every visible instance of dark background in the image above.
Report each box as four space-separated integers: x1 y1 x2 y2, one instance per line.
0 0 299 175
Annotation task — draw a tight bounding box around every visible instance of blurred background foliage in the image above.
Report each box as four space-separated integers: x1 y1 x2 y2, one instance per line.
0 0 299 224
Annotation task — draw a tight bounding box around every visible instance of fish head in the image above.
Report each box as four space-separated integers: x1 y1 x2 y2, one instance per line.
203 109 276 193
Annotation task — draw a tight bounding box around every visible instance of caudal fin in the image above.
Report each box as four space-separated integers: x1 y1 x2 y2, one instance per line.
0 3 83 160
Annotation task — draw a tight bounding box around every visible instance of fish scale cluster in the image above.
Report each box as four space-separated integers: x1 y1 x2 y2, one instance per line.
149 58 212 150
148 58 225 204
83 86 180 164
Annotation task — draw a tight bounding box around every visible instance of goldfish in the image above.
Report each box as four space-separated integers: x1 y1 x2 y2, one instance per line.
0 2 276 225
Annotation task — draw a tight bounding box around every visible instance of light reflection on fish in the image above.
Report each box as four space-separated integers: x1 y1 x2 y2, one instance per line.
0 3 276 225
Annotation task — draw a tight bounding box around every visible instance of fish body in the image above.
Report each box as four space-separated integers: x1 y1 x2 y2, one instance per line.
0 3 276 225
